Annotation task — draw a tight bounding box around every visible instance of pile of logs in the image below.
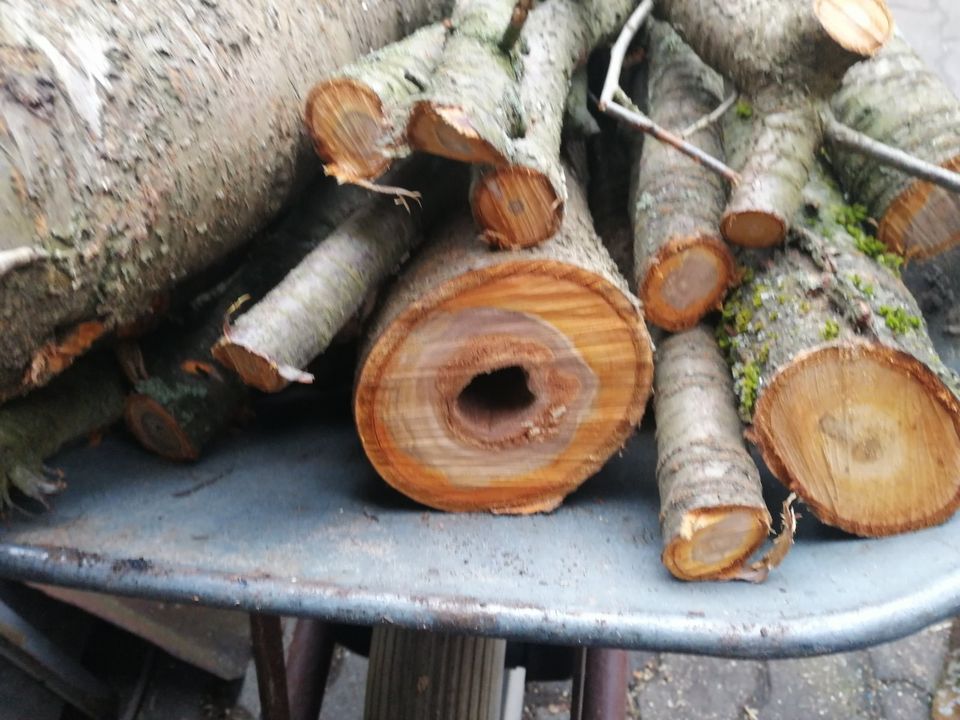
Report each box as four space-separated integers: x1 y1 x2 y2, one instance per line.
3 0 960 583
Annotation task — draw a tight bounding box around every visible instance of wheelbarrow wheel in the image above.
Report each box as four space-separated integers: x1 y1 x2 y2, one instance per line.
363 625 507 720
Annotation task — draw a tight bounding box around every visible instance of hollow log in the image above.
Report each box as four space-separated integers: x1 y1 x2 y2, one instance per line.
656 0 892 247
654 327 770 581
213 160 467 393
830 36 960 260
0 0 447 403
470 0 635 249
304 23 451 183
355 166 653 514
364 626 505 720
631 21 734 331
720 164 960 536
0 353 126 507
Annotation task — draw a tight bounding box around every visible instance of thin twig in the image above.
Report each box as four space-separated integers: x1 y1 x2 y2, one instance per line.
595 90 741 185
598 0 654 110
680 91 739 139
499 0 535 53
822 108 960 194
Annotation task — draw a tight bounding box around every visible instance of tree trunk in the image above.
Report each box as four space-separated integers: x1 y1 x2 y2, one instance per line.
721 164 960 536
655 0 893 247
654 327 770 581
631 21 734 331
213 159 467 393
354 165 653 514
304 23 451 184
0 0 448 403
830 36 960 260
364 626 505 720
0 352 126 507
470 0 634 249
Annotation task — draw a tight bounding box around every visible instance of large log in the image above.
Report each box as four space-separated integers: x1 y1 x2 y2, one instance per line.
354 166 653 513
655 0 892 247
830 37 960 260
630 21 734 331
720 164 960 536
0 0 448 403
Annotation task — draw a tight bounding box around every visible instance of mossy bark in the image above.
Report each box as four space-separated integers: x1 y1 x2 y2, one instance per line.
631 21 734 330
830 37 960 259
0 0 448 402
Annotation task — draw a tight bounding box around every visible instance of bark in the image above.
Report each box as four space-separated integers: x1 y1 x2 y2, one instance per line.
364 626 506 720
830 37 960 260
0 352 126 507
406 0 522 165
470 0 635 249
355 164 653 514
304 23 451 183
631 21 734 330
0 0 448 402
213 159 467 393
654 327 770 581
655 0 893 246
720 163 960 536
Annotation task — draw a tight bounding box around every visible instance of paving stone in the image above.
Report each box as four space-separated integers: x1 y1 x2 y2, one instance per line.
868 622 951 693
878 682 932 720
319 647 368 720
761 653 873 720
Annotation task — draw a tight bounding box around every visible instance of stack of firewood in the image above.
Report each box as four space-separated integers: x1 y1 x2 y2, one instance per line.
3 0 960 583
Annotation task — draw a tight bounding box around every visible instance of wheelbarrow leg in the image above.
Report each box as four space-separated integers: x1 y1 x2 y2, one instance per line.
570 647 629 720
250 613 291 720
286 619 336 720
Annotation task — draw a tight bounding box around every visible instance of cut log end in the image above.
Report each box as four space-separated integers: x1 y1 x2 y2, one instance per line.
407 102 508 165
638 235 734 331
304 79 393 182
753 343 960 536
663 507 771 581
472 166 563 249
879 154 960 259
124 394 200 462
720 210 786 248
212 339 312 394
814 0 893 56
355 263 652 514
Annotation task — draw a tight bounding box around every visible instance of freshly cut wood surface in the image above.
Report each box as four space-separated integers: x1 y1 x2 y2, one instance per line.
355 168 652 513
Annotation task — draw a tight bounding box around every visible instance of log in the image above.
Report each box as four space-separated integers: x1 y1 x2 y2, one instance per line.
304 23 451 184
213 160 467 393
830 37 960 260
470 0 635 249
655 0 893 247
0 0 448 403
720 164 960 536
631 21 734 331
654 327 770 581
0 353 126 507
354 166 653 513
364 626 505 720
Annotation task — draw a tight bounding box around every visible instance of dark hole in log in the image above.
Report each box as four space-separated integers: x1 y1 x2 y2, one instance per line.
457 365 536 432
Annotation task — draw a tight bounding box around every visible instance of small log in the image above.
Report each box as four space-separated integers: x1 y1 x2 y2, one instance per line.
654 327 771 581
470 0 635 249
656 0 893 247
0 353 126 507
721 164 960 536
355 166 653 513
213 160 466 393
364 626 505 720
830 37 960 260
304 23 451 183
631 21 734 331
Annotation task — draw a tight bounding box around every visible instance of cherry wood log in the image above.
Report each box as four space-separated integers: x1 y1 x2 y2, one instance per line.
720 165 960 536
304 23 451 183
631 21 734 331
830 36 960 260
656 0 893 247
0 0 447 403
355 166 653 513
654 327 770 581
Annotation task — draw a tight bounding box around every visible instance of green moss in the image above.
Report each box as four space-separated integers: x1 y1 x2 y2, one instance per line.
849 274 874 298
878 305 922 334
734 307 753 334
735 99 753 119
738 362 761 418
835 205 905 275
799 301 810 314
821 319 840 341
758 343 771 365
